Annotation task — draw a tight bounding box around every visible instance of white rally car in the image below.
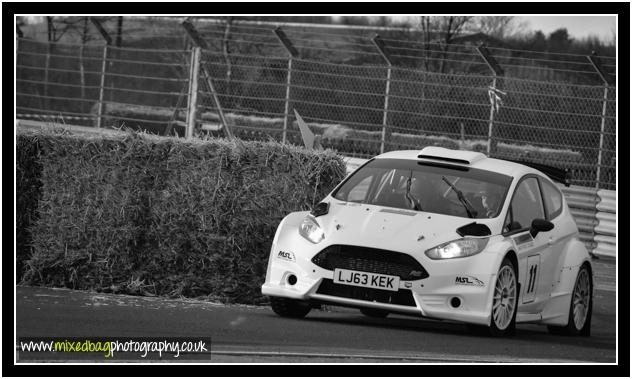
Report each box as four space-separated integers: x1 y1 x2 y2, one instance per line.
261 147 593 337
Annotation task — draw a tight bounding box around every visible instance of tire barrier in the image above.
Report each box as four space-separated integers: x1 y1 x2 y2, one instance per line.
559 186 599 252
594 189 616 258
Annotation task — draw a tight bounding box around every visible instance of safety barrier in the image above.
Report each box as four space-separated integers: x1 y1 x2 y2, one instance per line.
594 189 616 258
559 186 599 251
343 156 616 259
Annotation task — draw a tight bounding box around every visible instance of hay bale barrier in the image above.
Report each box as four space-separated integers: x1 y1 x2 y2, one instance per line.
18 128 346 304
17 134 43 281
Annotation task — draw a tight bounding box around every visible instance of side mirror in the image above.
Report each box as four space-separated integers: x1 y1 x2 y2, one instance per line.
310 202 330 217
456 222 492 237
530 218 554 237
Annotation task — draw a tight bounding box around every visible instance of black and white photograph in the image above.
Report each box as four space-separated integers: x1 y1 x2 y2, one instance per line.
8 3 627 375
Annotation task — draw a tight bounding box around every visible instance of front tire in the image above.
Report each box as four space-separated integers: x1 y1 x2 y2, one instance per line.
489 257 518 337
360 308 389 318
548 263 592 336
269 297 311 318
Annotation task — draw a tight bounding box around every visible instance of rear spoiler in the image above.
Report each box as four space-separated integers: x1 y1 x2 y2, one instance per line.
507 159 571 187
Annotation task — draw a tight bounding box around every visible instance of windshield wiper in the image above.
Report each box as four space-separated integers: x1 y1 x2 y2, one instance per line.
405 170 423 211
441 176 477 218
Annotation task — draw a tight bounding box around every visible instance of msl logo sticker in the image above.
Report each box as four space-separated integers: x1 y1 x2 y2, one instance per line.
455 275 484 286
277 250 295 262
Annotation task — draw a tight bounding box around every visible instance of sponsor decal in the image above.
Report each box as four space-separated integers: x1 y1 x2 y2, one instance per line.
513 233 533 245
455 275 485 286
277 250 295 262
522 255 541 303
513 233 535 250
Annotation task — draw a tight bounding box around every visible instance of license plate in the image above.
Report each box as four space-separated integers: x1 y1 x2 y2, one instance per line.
333 269 400 292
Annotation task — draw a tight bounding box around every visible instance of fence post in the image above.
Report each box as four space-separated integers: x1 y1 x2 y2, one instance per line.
283 59 293 143
594 85 608 189
165 38 193 137
44 43 51 111
185 47 201 139
476 45 504 156
96 45 108 128
273 27 299 144
181 19 234 140
90 18 112 129
486 76 497 155
372 34 393 154
587 52 614 189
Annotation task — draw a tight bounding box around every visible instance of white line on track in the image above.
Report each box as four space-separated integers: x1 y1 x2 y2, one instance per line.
210 349 587 363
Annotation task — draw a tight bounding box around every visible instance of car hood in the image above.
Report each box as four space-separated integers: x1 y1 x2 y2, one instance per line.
317 200 492 253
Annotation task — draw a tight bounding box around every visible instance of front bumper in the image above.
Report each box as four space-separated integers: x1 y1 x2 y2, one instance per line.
261 226 501 326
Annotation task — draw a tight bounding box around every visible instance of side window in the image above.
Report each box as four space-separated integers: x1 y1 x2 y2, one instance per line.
503 206 514 233
509 177 545 230
540 179 563 220
347 176 373 202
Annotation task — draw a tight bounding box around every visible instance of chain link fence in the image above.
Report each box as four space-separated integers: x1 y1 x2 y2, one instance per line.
16 37 191 133
15 17 616 189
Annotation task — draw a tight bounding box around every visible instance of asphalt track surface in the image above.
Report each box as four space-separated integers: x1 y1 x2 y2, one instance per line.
16 260 616 363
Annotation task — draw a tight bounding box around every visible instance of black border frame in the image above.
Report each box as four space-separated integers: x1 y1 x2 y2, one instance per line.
5 2 630 377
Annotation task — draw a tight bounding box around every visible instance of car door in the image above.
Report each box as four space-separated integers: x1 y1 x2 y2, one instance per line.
502 176 552 313
536 176 571 297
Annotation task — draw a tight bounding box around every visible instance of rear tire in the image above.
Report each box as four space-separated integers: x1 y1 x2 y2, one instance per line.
489 257 518 337
360 308 389 318
269 297 311 318
547 264 592 336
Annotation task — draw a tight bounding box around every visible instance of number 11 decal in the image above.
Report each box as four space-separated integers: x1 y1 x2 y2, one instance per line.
522 255 541 303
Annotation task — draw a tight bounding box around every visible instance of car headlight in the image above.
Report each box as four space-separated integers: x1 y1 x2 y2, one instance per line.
298 215 325 244
425 237 489 260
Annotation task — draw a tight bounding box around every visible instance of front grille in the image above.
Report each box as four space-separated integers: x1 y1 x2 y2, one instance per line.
311 245 429 281
316 279 416 306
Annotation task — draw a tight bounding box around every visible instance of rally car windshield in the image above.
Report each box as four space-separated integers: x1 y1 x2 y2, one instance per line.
332 158 513 219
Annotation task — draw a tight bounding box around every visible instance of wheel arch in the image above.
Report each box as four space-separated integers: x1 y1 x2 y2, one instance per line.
560 236 592 269
582 260 593 280
540 238 593 326
503 249 521 298
503 250 518 277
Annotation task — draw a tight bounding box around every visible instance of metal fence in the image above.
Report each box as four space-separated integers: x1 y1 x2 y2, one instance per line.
15 17 617 189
